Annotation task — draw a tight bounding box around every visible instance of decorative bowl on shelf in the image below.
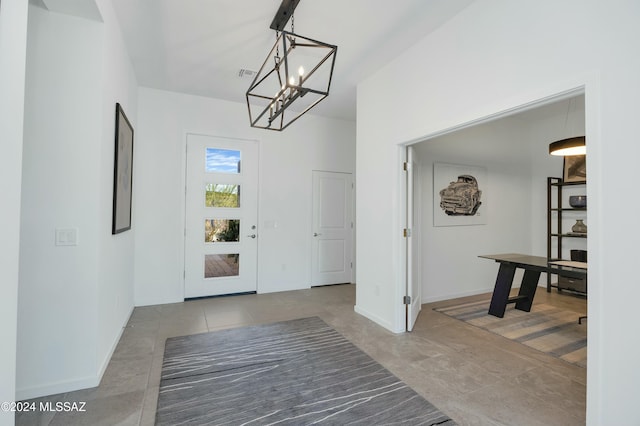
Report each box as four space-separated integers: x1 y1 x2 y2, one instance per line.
569 195 587 208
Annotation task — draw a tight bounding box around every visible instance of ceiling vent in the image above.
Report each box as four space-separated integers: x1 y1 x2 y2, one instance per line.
238 69 257 79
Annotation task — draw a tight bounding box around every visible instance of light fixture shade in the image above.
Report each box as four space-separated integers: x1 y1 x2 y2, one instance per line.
246 30 337 131
549 136 586 156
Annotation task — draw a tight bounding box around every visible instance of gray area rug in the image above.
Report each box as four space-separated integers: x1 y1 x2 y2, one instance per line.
156 317 456 425
435 300 586 368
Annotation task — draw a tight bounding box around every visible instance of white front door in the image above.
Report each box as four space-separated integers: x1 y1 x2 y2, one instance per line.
311 171 353 286
406 145 422 331
184 134 259 298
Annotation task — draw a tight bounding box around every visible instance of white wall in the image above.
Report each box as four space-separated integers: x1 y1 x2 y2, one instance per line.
0 0 29 424
355 0 640 423
17 1 138 400
95 0 138 381
134 87 356 306
415 118 535 302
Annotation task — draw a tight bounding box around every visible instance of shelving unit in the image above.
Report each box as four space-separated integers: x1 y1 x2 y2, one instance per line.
547 177 587 294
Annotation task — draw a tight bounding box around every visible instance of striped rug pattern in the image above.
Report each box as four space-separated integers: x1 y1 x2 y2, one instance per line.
156 317 456 425
435 300 587 368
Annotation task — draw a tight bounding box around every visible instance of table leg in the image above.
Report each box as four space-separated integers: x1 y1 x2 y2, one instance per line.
514 270 540 312
488 263 516 318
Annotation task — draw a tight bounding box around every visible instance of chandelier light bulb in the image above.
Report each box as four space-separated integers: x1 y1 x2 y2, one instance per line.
298 66 304 76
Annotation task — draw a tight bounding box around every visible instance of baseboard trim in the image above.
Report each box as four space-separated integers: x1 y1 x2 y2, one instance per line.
421 287 495 304
354 304 403 333
96 305 135 383
15 375 99 401
422 282 549 304
16 305 135 401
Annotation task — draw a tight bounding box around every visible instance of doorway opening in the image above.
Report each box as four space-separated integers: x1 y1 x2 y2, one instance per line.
400 87 590 410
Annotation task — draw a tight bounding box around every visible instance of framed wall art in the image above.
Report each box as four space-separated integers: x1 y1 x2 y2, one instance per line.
563 154 586 183
112 103 134 234
433 162 487 227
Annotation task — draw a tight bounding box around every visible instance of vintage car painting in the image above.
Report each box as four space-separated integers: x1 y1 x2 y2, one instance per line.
439 174 482 216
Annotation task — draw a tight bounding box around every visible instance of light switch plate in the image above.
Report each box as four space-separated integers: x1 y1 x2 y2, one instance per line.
55 228 79 246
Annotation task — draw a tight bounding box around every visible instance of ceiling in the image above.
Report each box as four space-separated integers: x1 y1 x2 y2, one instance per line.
108 0 476 121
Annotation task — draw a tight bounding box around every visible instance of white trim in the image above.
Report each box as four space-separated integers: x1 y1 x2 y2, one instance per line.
395 146 408 332
16 376 99 402
354 305 403 334
16 305 136 401
400 86 586 148
96 306 135 385
422 287 496 304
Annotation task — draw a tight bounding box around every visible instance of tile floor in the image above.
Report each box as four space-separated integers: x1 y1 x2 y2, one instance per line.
16 284 587 425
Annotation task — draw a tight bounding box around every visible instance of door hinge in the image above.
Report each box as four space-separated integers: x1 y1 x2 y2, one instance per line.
403 161 408 171
350 262 353 269
403 295 411 305
403 228 411 237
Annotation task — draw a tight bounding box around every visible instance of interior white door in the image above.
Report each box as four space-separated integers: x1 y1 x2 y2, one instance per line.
406 145 422 331
184 134 259 298
311 171 353 286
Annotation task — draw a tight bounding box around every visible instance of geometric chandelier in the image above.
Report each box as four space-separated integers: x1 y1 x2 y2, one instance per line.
246 0 337 131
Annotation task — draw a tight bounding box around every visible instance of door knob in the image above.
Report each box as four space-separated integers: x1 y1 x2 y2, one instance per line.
313 232 322 237
247 234 256 239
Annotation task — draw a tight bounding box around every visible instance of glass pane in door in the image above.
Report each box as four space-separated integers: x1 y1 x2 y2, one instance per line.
206 148 241 173
204 219 240 243
204 254 240 278
205 184 240 208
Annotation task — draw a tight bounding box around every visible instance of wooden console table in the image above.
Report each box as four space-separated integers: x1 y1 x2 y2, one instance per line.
479 253 587 318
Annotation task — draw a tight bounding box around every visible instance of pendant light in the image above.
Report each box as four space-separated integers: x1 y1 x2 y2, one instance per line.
549 136 586 156
549 97 586 156
246 0 337 131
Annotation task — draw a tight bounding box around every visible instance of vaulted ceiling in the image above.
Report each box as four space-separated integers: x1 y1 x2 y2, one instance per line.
109 0 475 121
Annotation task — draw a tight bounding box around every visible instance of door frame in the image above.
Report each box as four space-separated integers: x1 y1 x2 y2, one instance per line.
405 146 422 331
396 86 593 333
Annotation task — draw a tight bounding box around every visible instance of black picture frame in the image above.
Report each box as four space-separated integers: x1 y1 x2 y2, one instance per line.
112 103 134 234
563 154 586 183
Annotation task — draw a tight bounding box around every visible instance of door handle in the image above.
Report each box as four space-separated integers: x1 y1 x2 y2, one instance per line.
313 232 322 237
246 234 256 239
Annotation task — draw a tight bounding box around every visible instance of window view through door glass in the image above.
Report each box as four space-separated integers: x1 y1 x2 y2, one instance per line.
205 254 239 278
205 148 241 173
204 219 240 243
205 184 240 208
